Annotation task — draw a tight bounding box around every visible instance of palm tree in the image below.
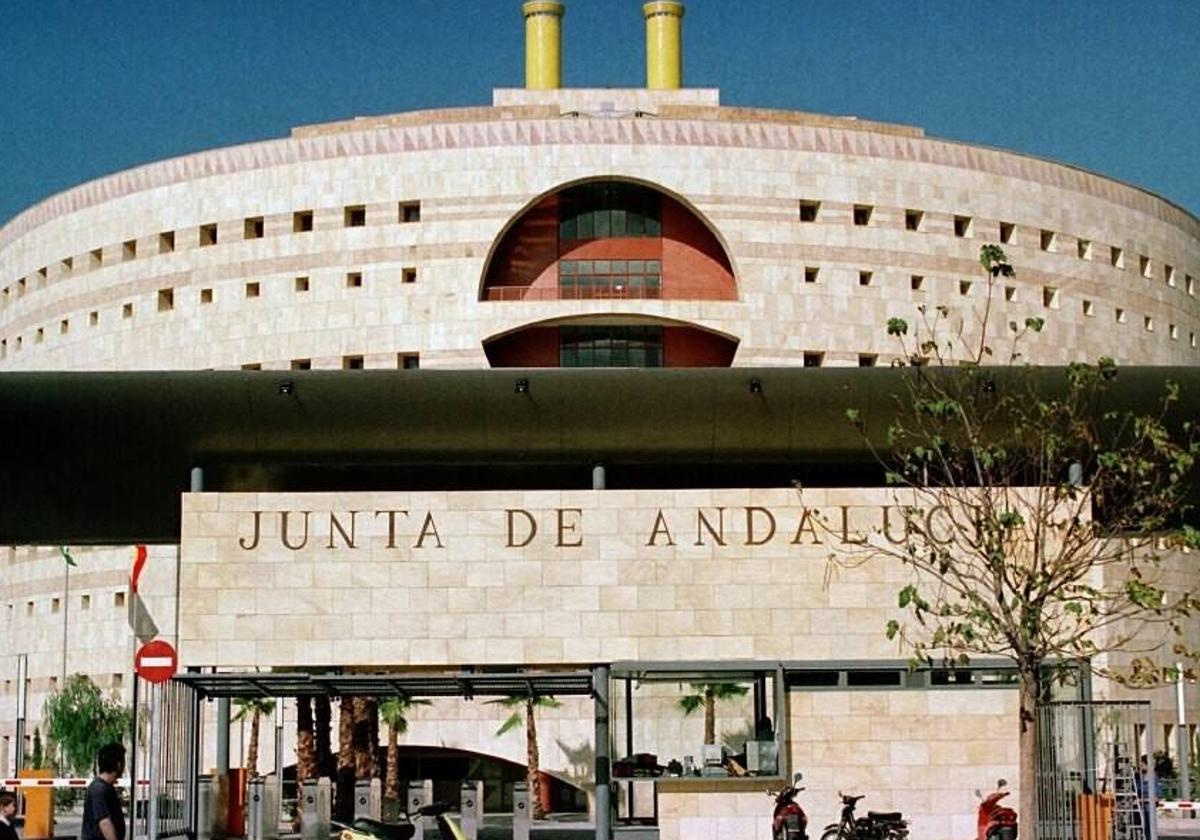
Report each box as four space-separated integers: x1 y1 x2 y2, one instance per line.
489 694 562 819
296 697 317 783
379 695 432 801
233 697 277 777
314 695 333 780
335 697 355 821
677 683 748 746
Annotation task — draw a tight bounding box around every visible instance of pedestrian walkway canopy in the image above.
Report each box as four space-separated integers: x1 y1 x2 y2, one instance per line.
173 669 598 699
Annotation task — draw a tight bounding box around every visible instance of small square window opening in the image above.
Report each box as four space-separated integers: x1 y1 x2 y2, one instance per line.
1115 307 1126 324
114 591 126 608
799 200 820 222
857 354 877 367
399 353 420 369
905 209 924 231
1040 230 1055 252
1004 286 1017 302
344 205 366 227
1140 255 1152 279
157 289 174 312
59 319 69 335
858 271 873 287
853 205 873 226
1077 239 1091 260
399 201 421 223
245 282 261 298
200 288 214 304
159 231 175 253
295 276 310 292
346 272 363 289
1083 300 1095 317
89 311 99 326
244 216 265 239
290 359 312 370
1042 286 1059 309
342 355 365 370
122 303 134 319
1111 246 1124 268
123 240 137 260
1144 315 1154 332
910 275 924 291
803 351 824 367
401 267 417 284
199 223 218 247
804 267 819 284
1165 265 1176 287
999 222 1015 244
294 210 314 233
89 248 103 268
954 216 972 238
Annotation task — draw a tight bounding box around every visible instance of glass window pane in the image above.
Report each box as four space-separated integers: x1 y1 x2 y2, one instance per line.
611 209 626 237
594 260 610 274
560 261 576 275
647 260 661 273
561 217 576 241
577 260 592 274
595 209 611 238
577 212 593 239
627 212 645 236
645 215 661 237
628 260 644 273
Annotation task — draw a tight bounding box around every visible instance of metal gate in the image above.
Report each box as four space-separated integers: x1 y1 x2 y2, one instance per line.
131 678 202 840
1037 700 1156 840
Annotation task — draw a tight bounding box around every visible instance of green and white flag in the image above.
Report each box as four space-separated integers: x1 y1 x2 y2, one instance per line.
59 546 76 567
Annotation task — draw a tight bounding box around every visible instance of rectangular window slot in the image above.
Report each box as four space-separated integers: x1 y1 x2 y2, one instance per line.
853 205 873 226
799 200 820 222
999 222 1014 244
1144 316 1154 332
112 673 123 689
37 266 47 283
1165 265 1176 287
89 248 103 268
1083 300 1095 317
1192 332 1197 349
1077 239 1091 260
14 337 21 351
241 363 261 370
24 601 32 617
1115 307 1126 324
905 209 924 231
290 359 312 370
159 231 175 253
157 289 174 311
1188 275 1195 296
294 210 314 232
858 271 873 287
62 256 74 272
1004 286 1017 302
17 278 26 295
959 280 972 296
1140 255 1151 278
295 276 310 292
954 216 972 238
1040 230 1055 252
35 328 44 343
122 303 134 319
857 354 877 367
804 267 819 284
244 216 265 239
399 201 421 223
80 594 90 610
89 311 99 326
399 353 420 369
1111 246 1124 268
803 351 824 367
344 205 366 227
114 591 125 608
0 340 5 359
910 275 924 291
123 239 137 260
346 272 363 288
1169 324 1178 340
200 288 213 304
401 267 417 284
342 355 365 370
1042 286 1059 308
199 223 218 247
59 319 69 335
51 598 60 614
245 282 261 298
846 670 904 687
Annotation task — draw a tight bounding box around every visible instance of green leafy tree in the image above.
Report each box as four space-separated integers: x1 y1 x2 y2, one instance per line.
232 697 276 778
42 674 130 776
841 245 1200 839
379 695 431 801
489 694 562 819
676 683 749 746
27 726 45 769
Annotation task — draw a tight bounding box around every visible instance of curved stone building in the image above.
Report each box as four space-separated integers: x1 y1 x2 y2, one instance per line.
0 3 1197 839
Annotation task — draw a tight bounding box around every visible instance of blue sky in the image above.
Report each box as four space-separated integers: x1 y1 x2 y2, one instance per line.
1 0 1197 225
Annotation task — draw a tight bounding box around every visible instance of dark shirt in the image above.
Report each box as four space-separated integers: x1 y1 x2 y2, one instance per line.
0 816 17 840
82 778 124 840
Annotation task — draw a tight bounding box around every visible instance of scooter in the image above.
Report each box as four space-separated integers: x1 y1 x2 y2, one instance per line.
770 772 809 840
821 793 909 840
975 779 1017 840
335 802 466 840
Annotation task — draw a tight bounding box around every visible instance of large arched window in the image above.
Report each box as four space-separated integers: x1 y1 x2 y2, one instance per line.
481 179 737 302
483 317 739 368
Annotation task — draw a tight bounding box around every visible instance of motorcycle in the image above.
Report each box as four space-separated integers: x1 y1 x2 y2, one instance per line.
821 793 909 840
335 802 466 840
770 772 809 840
975 779 1017 840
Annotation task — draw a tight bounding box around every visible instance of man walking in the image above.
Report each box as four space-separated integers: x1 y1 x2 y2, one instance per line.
82 743 126 840
0 791 18 840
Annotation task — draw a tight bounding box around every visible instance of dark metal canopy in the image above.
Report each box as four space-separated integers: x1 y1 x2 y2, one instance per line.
0 367 1195 543
173 669 597 700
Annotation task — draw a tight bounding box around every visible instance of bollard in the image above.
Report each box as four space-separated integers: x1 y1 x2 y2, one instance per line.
299 780 330 840
512 781 531 840
353 779 382 820
459 781 484 840
406 780 432 840
247 778 279 840
197 776 215 840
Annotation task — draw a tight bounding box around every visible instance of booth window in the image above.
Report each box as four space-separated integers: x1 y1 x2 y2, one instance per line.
560 325 663 368
610 667 782 783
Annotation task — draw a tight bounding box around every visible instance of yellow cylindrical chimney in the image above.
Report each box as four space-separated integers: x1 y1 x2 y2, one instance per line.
643 1 684 90
523 1 565 90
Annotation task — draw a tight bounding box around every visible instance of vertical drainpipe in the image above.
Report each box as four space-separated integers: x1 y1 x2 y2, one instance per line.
523 2 565 90
643 2 685 90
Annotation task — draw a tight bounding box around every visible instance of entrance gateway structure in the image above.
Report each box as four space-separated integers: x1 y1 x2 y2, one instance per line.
0 2 1198 839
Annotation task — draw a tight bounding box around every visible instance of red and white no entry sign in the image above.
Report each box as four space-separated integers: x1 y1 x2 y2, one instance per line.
134 639 177 684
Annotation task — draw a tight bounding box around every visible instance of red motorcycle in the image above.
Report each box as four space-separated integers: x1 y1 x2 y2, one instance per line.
976 779 1017 840
771 772 809 840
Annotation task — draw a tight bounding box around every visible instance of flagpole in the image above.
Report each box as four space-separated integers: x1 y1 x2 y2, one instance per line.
60 549 70 686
